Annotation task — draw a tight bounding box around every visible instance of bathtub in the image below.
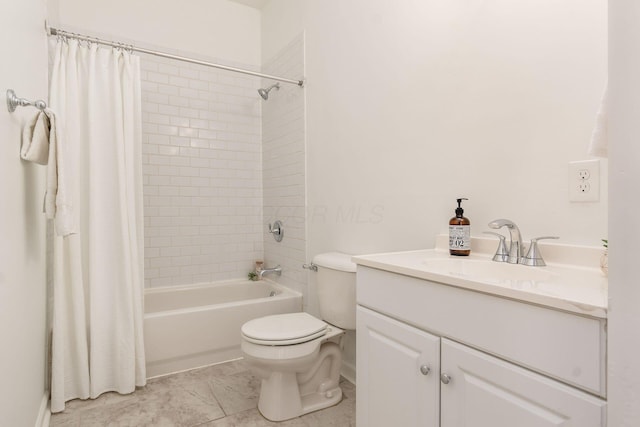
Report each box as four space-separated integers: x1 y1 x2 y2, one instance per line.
144 280 302 378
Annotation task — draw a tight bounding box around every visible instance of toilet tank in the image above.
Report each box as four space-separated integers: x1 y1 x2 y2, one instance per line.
313 252 357 330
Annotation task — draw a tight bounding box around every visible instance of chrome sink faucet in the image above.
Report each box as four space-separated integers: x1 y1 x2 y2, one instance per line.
257 265 282 279
488 219 524 264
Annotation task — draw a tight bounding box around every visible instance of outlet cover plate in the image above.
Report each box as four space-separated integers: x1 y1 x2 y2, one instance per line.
569 159 599 202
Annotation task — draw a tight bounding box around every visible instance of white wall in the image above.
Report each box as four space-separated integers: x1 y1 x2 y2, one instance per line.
262 0 607 388
0 1 49 425
50 0 261 66
609 2 640 425
262 0 607 259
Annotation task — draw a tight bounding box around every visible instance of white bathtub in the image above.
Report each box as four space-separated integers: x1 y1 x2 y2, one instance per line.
144 280 302 378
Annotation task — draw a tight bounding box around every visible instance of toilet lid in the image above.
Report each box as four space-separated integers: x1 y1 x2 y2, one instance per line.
241 312 328 345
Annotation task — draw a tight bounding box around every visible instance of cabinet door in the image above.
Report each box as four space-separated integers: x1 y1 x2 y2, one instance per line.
440 339 606 427
357 306 440 427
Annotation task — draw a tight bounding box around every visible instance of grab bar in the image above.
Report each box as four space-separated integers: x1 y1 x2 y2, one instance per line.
6 89 47 113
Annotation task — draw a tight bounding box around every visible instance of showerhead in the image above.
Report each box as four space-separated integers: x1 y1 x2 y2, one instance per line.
258 83 280 100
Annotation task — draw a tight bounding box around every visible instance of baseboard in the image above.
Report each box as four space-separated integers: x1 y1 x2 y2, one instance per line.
35 392 51 427
341 360 356 385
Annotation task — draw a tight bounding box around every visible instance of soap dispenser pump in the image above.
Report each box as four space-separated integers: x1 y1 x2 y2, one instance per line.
449 198 470 256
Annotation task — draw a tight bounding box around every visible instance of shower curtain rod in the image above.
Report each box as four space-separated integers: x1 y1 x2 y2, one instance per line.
47 26 305 87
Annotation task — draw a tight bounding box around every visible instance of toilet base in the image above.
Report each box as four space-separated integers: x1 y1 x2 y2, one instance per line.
258 378 343 422
299 384 343 415
254 341 344 422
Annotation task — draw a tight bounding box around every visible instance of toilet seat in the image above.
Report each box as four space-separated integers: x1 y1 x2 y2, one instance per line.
241 312 328 346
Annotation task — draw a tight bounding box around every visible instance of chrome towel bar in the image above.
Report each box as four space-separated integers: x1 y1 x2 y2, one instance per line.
6 89 47 113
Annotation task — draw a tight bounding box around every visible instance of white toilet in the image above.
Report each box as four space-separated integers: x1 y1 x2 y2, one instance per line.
240 252 356 422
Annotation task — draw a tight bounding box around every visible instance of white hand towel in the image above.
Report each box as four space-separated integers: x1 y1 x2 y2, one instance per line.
588 85 608 158
42 108 77 237
21 111 51 165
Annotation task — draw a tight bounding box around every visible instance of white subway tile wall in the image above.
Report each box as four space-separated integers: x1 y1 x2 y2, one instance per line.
262 35 308 306
141 53 263 287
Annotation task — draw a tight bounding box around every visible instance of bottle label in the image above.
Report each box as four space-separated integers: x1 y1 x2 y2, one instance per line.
449 225 471 250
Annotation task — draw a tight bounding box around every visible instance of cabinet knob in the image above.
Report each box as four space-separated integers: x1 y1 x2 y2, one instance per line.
419 365 430 376
440 373 452 384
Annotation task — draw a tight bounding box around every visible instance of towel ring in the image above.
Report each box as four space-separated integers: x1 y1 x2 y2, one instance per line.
6 89 47 113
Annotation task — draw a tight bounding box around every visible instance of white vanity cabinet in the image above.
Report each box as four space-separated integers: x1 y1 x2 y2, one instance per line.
355 265 607 427
440 338 605 427
357 306 440 427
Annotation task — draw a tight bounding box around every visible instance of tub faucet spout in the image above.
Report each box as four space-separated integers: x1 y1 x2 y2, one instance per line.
257 265 282 279
488 219 524 264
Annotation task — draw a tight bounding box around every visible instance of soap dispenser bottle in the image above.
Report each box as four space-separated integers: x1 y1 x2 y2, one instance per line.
449 198 470 256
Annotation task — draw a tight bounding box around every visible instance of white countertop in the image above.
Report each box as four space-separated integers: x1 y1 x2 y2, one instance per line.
352 238 608 319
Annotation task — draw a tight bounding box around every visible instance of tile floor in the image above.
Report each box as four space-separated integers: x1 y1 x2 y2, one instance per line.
49 359 356 426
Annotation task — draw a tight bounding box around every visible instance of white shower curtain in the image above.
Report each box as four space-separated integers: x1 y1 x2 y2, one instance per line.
49 38 146 413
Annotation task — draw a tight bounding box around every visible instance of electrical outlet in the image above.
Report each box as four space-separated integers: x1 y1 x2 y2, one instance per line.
569 160 599 202
578 169 591 180
578 182 590 193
